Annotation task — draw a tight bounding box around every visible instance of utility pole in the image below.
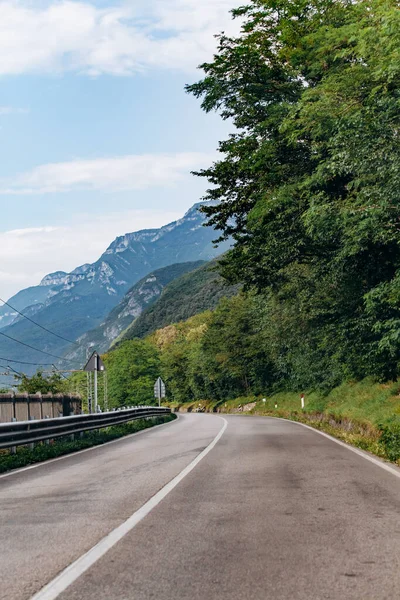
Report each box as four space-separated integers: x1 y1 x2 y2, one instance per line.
104 371 108 412
83 351 106 414
86 348 91 414
94 359 98 413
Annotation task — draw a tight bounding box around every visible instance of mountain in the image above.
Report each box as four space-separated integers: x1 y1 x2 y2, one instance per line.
62 261 205 367
116 260 240 343
0 203 230 374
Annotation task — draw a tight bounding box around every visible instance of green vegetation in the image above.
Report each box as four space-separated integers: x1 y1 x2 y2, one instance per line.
148 295 271 402
170 378 400 426
16 371 68 394
185 0 400 387
379 422 400 462
103 339 160 407
0 415 176 474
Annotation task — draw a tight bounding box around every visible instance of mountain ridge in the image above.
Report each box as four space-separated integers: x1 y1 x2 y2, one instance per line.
0 202 230 374
116 260 240 344
62 261 205 367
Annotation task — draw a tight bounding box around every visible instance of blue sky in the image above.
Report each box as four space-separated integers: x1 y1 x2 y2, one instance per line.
0 0 242 298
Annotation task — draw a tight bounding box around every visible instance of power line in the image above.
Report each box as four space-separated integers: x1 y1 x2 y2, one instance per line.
0 297 79 346
6 364 23 377
0 363 23 377
0 357 53 366
51 364 69 380
0 331 73 362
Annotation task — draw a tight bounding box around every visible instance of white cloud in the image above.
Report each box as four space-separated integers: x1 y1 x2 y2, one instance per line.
4 226 58 236
0 106 29 115
0 151 214 194
0 0 243 77
0 208 183 299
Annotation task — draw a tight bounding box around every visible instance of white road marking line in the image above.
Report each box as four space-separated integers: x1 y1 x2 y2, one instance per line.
279 417 400 480
30 417 228 600
228 413 400 478
0 415 180 481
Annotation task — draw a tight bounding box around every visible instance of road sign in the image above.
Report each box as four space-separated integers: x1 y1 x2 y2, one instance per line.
154 377 166 405
83 351 106 372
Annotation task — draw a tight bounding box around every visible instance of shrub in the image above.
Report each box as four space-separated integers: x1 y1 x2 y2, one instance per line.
379 421 400 462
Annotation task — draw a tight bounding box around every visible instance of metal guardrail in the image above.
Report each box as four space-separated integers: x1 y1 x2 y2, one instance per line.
0 406 171 450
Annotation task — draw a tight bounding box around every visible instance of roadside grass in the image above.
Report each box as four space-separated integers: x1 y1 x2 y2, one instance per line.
167 379 400 465
0 414 176 474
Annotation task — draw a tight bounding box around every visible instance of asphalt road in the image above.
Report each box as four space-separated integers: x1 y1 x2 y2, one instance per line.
1 414 400 600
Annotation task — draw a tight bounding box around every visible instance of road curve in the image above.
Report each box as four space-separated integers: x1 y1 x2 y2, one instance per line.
1 414 400 600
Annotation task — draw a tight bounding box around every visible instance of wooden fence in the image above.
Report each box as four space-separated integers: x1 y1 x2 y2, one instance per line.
0 394 82 423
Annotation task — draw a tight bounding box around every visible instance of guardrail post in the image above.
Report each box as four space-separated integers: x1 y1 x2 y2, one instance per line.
29 416 35 451
80 410 85 439
10 417 17 454
45 415 51 445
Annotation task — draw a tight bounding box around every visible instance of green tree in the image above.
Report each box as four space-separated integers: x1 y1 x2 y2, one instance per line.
103 339 160 407
17 371 67 394
188 0 400 383
153 298 274 402
199 294 272 398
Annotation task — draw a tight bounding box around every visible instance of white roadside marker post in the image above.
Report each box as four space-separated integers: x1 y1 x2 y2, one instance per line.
301 393 305 410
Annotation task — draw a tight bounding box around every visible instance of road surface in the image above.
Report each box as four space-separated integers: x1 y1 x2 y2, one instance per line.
1 414 399 600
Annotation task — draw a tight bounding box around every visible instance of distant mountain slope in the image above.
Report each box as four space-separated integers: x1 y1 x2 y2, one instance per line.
0 267 95 330
0 203 230 374
0 281 59 330
117 260 240 343
63 261 205 367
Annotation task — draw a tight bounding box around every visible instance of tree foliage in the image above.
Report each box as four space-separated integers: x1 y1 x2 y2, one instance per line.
150 299 274 401
16 371 67 395
186 0 400 382
94 0 400 405
103 339 160 406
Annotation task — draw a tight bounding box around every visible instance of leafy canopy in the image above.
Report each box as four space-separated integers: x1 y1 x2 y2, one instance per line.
16 371 67 395
103 339 160 406
187 0 400 381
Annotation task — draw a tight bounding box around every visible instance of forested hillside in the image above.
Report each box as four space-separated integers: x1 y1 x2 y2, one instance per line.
117 260 239 342
185 0 400 387
97 0 400 414
63 261 205 366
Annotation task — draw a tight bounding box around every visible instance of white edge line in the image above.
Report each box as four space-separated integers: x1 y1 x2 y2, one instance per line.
273 416 400 480
0 414 180 481
30 417 228 600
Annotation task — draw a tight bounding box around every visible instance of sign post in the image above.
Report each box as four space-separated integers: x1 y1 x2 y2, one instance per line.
154 377 166 407
84 351 106 413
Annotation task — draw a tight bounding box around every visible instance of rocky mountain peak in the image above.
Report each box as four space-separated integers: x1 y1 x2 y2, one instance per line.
40 271 68 286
